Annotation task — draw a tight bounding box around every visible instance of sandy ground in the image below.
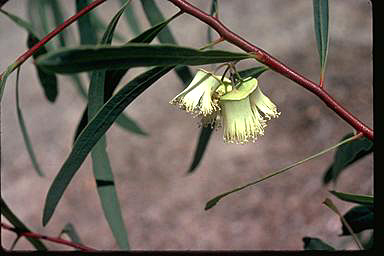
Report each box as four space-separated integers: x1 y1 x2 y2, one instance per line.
1 0 373 250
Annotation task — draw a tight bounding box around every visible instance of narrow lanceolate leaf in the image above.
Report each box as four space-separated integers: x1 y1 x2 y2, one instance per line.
302 237 335 251
205 134 359 210
1 198 48 250
76 0 98 45
120 0 141 36
188 127 214 174
36 44 252 74
313 0 329 81
139 0 177 44
139 0 193 86
330 190 373 206
0 9 58 102
72 10 179 141
43 66 173 226
87 2 130 249
323 133 373 184
27 34 58 102
15 68 44 177
238 66 269 79
47 0 67 47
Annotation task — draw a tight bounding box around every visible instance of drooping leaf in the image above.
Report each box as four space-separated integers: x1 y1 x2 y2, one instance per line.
86 2 131 249
139 0 193 86
47 0 67 47
0 9 58 102
313 0 329 81
72 12 179 141
205 134 359 210
323 133 373 184
119 0 141 36
76 0 98 45
188 127 214 174
15 68 44 177
43 66 173 226
139 0 177 44
330 190 373 206
36 44 252 74
0 8 35 34
27 34 58 102
1 198 47 250
302 237 335 251
341 205 374 236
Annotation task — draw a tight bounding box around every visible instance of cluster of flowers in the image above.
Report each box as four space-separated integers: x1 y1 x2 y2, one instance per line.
170 69 280 144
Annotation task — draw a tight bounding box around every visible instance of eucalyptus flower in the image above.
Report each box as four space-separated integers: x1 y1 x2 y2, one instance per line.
250 85 281 120
170 69 229 116
220 78 266 144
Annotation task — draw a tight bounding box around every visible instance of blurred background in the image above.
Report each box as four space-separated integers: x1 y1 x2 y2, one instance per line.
1 0 373 250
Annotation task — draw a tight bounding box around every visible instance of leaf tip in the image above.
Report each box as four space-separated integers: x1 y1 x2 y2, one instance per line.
204 196 221 210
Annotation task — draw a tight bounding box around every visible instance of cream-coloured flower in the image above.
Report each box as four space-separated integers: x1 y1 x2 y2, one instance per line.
250 85 280 120
170 69 229 116
219 78 266 144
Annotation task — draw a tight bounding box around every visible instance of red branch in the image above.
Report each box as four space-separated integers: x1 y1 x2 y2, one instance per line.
1 222 96 251
12 0 107 70
168 0 374 141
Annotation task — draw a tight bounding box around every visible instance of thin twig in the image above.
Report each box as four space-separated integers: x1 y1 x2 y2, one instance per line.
2 0 107 77
1 222 96 251
167 0 373 141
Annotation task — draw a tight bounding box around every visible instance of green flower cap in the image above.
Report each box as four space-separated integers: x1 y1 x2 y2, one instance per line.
170 69 230 116
220 78 265 144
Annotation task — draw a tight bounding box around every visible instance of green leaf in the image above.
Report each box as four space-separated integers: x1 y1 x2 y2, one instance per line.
115 114 148 136
0 9 58 102
0 63 15 101
139 0 177 44
15 68 44 177
36 44 251 74
302 237 335 251
60 223 82 244
47 0 67 47
72 12 178 141
139 0 193 86
119 0 141 36
238 66 269 79
86 3 131 249
330 190 373 206
188 127 214 174
1 198 48 250
76 0 98 45
0 9 35 34
43 66 173 226
27 34 58 102
341 205 373 236
313 0 329 80
205 134 359 210
323 133 373 184
0 9 59 102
